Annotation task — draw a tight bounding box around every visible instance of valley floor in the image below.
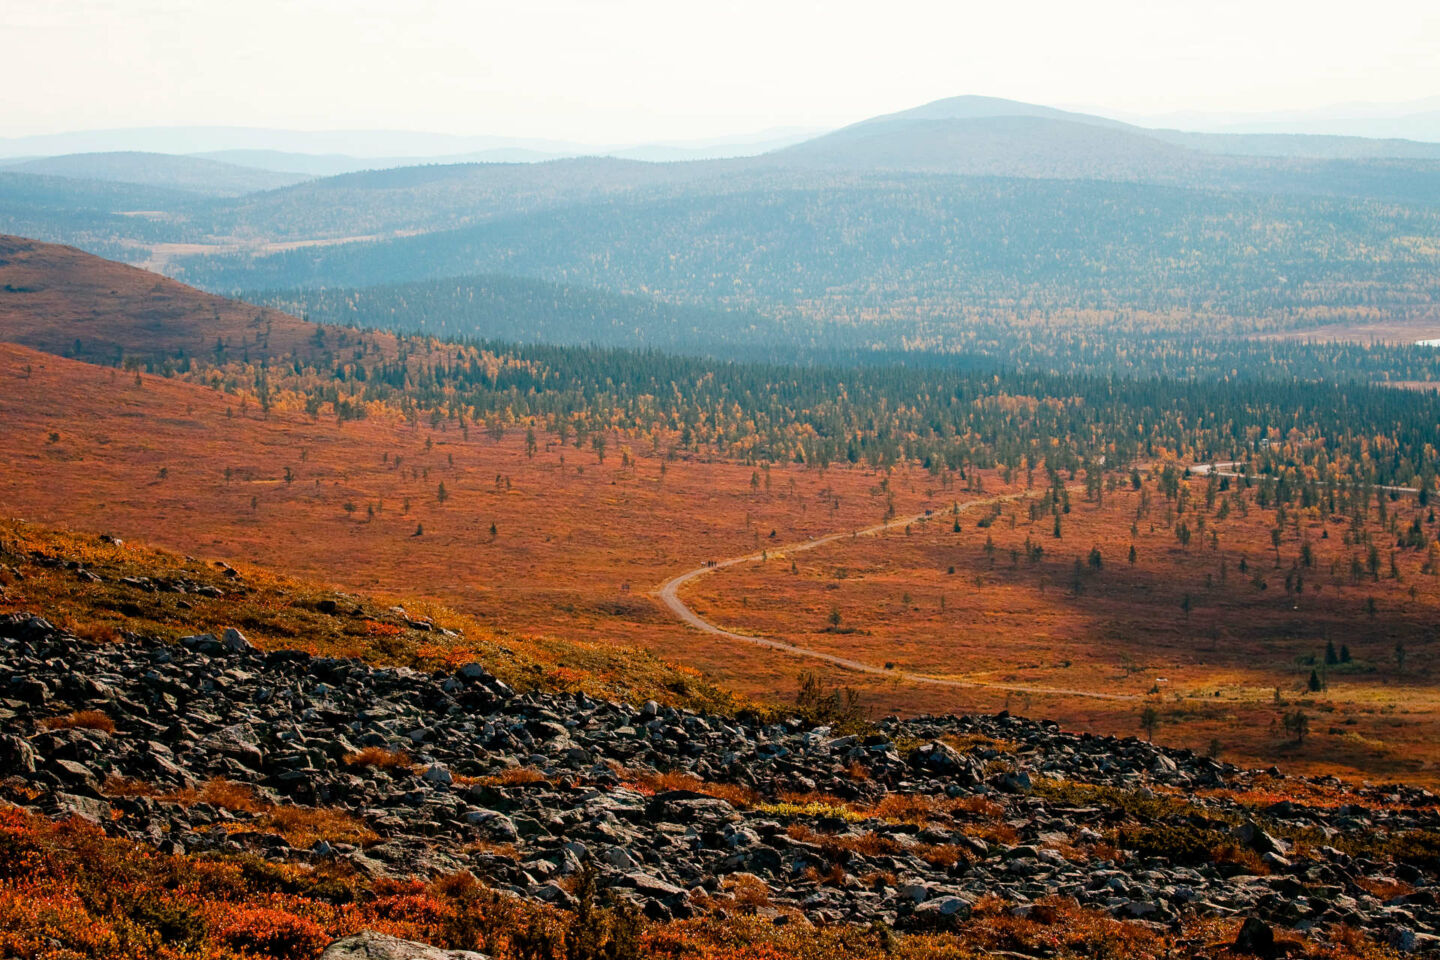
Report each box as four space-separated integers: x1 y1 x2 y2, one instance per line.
2 341 1439 785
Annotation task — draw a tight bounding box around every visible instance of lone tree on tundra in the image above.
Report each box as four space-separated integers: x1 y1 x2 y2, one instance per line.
1139 705 1159 742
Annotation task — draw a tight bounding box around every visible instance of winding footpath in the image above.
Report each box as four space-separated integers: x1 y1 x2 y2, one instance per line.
656 490 1138 702
658 462 1421 704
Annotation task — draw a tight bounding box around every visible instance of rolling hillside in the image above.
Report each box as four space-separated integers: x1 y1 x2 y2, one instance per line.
775 96 1440 196
247 273 782 351
775 114 1203 180
164 100 1440 245
178 177 1440 332
0 234 316 361
194 155 746 240
0 171 207 259
1152 129 1440 160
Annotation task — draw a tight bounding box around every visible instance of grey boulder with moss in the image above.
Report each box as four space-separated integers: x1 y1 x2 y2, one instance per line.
320 930 490 960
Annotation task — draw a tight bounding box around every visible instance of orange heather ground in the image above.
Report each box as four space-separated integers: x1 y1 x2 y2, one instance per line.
2 341 1438 785
0 235 319 361
681 477 1440 784
0 341 932 656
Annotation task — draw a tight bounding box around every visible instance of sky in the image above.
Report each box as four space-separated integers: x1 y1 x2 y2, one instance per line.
5 0 1440 143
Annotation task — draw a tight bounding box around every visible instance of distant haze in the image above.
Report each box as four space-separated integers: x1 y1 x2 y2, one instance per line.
4 0 1438 144
0 126 825 163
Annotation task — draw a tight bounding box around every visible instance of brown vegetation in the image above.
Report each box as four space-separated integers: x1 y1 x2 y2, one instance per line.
39 710 116 734
342 747 413 771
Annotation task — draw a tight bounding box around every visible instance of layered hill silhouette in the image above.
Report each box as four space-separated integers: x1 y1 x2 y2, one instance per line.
7 95 1440 236
775 96 1185 180
0 151 312 196
3 94 1439 346
158 99 1440 246
777 114 1194 179
775 96 1440 197
181 175 1440 333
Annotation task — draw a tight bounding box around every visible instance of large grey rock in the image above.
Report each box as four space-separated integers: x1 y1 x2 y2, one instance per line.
922 741 960 767
1233 823 1287 856
600 844 640 869
319 931 489 959
622 871 689 900
222 627 256 653
995 770 1032 794
200 724 265 770
457 663 490 681
50 793 111 824
11 676 50 704
909 895 973 928
0 734 36 774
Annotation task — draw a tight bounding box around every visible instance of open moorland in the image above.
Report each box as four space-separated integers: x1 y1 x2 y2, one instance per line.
679 471 1440 783
5 240 1440 791
5 97 1440 958
0 234 317 362
0 341 931 649
0 352 1436 783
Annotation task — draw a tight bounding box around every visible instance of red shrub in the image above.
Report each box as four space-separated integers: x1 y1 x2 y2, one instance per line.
215 905 326 960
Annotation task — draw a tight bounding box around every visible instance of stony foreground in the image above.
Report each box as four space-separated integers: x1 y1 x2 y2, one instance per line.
0 612 1436 953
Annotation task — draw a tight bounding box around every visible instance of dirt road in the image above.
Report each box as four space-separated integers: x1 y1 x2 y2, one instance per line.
655 492 1139 702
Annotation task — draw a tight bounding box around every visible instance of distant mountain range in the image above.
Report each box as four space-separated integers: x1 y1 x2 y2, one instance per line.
0 125 825 171
185 128 823 175
0 151 311 196
776 96 1440 174
1111 96 1440 141
0 125 595 159
2 93 1438 346
5 93 1440 161
1219 110 1440 142
5 96 1440 201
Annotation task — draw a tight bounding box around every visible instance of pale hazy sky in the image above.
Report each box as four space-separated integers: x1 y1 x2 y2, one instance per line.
6 0 1439 141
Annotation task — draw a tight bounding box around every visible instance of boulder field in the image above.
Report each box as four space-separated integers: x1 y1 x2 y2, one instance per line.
0 612 1435 953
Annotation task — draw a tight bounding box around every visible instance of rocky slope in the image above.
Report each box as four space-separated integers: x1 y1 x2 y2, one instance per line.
1 612 1436 953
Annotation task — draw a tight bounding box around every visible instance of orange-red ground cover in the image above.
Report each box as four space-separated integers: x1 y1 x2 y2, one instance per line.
4 341 1440 783
0 343 931 647
682 475 1440 782
0 806 1392 960
0 235 320 362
